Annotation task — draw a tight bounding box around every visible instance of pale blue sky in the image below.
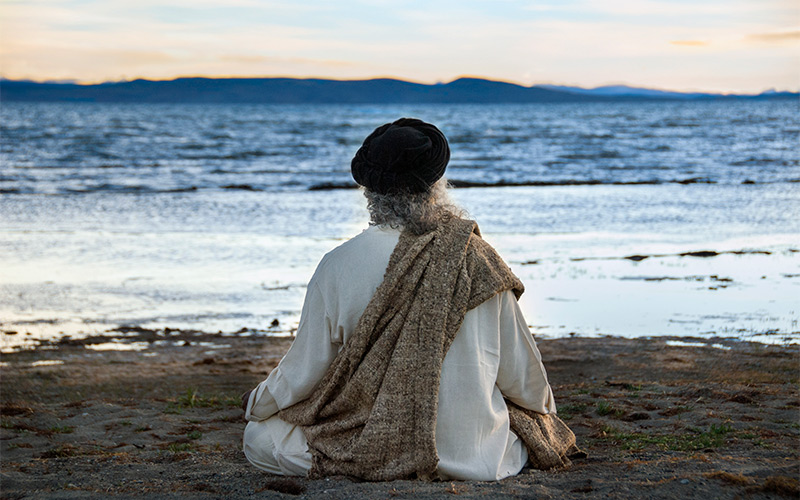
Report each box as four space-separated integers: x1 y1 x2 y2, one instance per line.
1 0 797 92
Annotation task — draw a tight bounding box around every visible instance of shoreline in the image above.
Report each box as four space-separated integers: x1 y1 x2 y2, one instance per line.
1 330 798 498
3 324 798 356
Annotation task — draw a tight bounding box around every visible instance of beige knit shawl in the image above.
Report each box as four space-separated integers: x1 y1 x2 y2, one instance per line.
279 218 580 480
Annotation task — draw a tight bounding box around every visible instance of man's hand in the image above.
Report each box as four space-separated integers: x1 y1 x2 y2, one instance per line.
241 389 253 413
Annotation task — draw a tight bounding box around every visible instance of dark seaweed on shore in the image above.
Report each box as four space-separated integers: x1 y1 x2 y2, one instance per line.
308 177 725 191
556 249 776 264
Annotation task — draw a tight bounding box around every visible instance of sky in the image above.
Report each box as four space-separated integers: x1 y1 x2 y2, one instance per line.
0 0 798 93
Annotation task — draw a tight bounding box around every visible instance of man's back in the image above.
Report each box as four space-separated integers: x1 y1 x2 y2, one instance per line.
246 225 555 480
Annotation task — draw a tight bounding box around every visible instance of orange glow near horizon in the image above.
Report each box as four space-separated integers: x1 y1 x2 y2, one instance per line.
1 0 798 94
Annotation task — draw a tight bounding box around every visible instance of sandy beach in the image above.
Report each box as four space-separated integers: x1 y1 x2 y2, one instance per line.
1 328 797 499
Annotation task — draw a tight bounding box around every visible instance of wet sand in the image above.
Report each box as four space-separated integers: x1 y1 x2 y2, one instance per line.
1 329 798 499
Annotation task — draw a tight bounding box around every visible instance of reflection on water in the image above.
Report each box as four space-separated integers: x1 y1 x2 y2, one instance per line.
665 341 732 350
30 359 65 366
1 184 797 348
84 342 149 351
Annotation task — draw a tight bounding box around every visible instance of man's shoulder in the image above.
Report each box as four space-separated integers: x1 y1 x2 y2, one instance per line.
313 226 400 281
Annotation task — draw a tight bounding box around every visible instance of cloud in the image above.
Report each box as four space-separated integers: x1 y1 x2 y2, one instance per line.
746 30 800 43
522 0 778 23
216 54 356 68
670 40 710 47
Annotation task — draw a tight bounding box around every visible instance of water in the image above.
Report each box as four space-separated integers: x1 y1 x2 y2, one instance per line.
1 100 798 350
2 101 797 194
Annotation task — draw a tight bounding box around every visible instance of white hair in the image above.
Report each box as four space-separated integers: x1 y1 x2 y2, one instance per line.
363 178 466 235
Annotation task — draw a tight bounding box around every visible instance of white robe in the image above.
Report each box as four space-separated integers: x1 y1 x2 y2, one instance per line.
243 225 556 481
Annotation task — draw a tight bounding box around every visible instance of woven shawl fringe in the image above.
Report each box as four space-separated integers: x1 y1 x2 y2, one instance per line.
279 218 579 480
507 401 585 470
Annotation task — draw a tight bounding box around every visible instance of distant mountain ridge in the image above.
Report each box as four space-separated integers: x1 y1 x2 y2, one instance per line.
535 84 708 98
1 77 795 103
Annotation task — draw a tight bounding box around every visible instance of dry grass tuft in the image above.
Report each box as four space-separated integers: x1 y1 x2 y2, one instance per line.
758 475 800 496
0 404 34 416
445 482 469 495
703 471 751 485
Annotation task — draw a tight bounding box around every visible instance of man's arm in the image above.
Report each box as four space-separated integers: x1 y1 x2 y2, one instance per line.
244 279 339 421
495 290 556 414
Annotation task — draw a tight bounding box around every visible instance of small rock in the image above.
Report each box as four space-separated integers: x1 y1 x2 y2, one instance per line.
623 411 651 421
728 393 755 404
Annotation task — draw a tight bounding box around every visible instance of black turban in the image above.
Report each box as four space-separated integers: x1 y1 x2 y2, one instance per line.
351 118 450 195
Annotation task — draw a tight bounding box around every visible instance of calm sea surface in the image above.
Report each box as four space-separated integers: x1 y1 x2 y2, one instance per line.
1 100 798 349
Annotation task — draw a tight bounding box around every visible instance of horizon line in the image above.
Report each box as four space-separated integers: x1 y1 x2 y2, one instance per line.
2 74 797 96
